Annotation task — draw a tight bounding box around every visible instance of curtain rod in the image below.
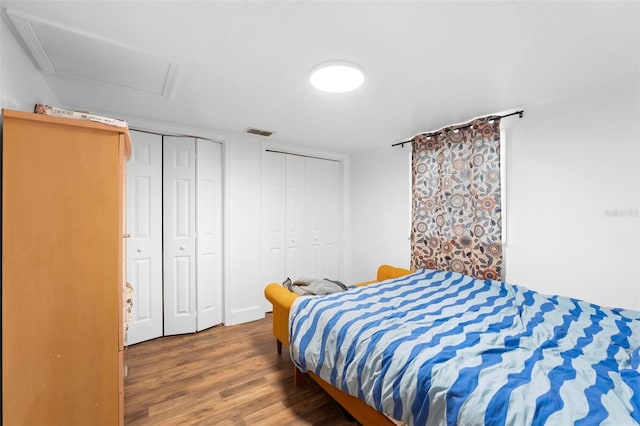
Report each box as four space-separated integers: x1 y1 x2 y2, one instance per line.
391 110 524 148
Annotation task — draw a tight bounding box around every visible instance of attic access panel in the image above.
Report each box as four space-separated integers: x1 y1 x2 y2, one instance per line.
6 8 178 97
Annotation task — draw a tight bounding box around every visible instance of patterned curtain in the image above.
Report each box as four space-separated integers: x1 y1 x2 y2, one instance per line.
410 117 503 280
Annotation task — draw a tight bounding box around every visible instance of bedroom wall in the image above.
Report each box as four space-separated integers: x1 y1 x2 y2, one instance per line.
223 134 264 324
350 145 411 283
350 78 640 311
504 79 639 311
0 18 60 114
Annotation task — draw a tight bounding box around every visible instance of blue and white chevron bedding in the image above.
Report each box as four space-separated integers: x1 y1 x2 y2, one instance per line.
289 269 640 426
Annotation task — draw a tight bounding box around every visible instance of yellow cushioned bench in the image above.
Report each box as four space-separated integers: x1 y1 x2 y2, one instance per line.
264 264 412 353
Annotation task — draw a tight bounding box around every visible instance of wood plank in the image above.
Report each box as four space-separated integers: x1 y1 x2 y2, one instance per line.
124 314 356 425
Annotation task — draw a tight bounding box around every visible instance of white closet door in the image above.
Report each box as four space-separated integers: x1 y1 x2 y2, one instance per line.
285 155 307 280
196 139 223 331
261 151 342 307
261 152 286 309
125 131 163 345
306 157 323 278
306 157 341 280
321 159 341 279
163 136 197 335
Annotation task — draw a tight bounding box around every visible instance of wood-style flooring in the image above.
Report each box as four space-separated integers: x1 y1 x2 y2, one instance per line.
124 313 356 425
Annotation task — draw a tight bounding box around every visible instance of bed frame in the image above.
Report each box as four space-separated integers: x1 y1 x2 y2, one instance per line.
293 367 398 425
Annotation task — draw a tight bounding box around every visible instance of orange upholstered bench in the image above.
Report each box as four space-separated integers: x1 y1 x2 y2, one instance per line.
263 264 412 354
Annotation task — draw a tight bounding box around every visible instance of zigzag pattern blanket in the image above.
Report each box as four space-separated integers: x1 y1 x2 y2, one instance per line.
289 269 640 426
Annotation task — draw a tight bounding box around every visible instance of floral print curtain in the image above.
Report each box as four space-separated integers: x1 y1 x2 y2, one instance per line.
410 116 503 280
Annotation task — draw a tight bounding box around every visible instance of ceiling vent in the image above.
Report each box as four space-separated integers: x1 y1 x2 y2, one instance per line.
245 127 275 137
6 8 179 98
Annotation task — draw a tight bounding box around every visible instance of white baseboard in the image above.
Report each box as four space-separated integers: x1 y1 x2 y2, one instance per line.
228 305 265 325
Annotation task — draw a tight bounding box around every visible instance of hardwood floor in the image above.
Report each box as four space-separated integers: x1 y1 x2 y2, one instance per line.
124 313 356 425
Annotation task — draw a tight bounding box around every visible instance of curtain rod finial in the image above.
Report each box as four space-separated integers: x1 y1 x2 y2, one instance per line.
518 111 524 118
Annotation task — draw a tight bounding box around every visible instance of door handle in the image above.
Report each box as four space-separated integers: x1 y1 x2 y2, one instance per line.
179 245 185 251
137 248 143 253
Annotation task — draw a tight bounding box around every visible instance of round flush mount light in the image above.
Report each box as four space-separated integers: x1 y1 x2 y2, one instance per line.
310 61 365 93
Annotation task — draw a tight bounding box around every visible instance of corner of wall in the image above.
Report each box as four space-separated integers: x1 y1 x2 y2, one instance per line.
1 16 60 112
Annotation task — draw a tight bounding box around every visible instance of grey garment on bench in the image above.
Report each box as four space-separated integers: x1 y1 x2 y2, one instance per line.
282 277 348 296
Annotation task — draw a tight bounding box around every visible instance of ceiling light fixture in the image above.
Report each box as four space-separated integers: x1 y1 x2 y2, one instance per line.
310 61 365 93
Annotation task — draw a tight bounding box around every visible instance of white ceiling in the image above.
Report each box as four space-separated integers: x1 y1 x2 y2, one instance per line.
2 1 639 153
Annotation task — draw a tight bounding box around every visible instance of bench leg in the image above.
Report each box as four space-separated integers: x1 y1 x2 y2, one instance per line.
294 365 306 385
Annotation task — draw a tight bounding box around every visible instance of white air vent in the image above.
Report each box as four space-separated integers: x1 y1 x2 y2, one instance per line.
245 127 275 137
6 9 179 98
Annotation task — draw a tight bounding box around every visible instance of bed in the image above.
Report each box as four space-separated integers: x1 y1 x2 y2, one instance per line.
288 268 640 425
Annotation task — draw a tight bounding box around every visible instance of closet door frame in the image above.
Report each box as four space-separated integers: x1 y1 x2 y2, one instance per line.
260 142 349 313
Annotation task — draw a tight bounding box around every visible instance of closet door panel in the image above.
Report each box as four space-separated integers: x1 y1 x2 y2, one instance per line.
126 131 163 345
285 155 307 279
163 136 197 335
306 157 323 278
323 160 341 279
305 157 341 280
261 152 286 310
196 139 223 331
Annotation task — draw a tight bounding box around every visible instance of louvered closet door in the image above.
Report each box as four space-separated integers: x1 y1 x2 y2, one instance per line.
125 131 163 345
163 136 197 335
196 139 223 331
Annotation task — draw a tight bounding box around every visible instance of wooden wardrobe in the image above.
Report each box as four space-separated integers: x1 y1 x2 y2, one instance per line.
2 109 130 425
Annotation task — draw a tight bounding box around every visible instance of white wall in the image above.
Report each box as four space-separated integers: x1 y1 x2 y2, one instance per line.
223 134 264 324
0 17 59 113
350 80 640 310
350 145 411 283
504 80 639 310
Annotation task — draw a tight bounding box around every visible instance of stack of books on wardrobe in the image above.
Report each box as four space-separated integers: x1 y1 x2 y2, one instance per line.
34 104 128 128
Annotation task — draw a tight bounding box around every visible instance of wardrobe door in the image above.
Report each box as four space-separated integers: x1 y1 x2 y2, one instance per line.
126 131 163 345
196 139 223 331
163 136 197 335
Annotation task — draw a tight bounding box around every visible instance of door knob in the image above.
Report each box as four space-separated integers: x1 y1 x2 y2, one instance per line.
179 245 185 250
137 248 143 253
